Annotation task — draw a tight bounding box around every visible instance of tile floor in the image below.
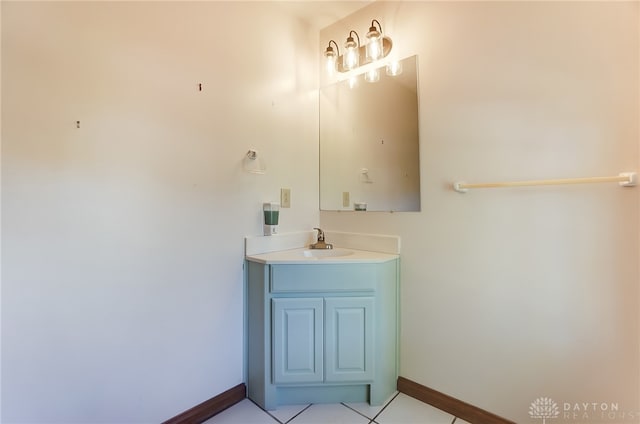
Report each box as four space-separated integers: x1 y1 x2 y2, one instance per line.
203 392 472 424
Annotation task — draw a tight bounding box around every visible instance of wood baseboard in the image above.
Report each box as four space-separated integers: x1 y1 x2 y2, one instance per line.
397 376 516 424
162 383 246 424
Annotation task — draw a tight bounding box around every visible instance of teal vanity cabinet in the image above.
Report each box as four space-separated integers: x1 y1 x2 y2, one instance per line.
245 256 398 411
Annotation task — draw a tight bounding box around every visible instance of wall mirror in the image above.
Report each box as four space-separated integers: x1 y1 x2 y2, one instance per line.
320 55 420 212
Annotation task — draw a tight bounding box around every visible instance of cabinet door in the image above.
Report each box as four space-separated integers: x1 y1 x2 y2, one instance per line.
272 298 324 384
324 297 374 383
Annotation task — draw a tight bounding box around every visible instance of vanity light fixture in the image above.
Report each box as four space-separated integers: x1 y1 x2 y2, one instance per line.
323 19 393 75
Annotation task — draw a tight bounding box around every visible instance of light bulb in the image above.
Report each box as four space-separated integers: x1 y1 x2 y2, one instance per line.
325 54 336 75
366 28 382 62
324 44 338 75
386 61 403 76
343 33 359 71
364 68 380 83
366 20 384 62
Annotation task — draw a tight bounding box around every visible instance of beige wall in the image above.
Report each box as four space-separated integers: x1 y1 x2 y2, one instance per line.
321 2 640 422
3 1 639 423
1 2 320 422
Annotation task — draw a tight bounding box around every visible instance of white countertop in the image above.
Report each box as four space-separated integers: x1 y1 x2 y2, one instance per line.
245 247 399 264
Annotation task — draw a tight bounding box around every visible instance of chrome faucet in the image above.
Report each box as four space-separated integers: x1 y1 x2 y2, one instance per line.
310 228 333 249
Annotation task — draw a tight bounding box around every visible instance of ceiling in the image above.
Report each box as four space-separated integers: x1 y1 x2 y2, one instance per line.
273 1 373 30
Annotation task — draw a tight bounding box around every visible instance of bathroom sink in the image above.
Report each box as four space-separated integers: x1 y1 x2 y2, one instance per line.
302 248 354 258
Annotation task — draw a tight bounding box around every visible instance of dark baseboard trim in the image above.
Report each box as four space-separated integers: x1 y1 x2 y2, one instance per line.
397 376 516 424
162 383 246 424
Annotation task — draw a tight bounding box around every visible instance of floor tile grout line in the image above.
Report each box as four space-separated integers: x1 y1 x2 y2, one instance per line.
246 398 284 424
284 403 313 424
264 409 284 424
371 391 402 422
238 395 458 424
340 402 379 422
339 391 401 423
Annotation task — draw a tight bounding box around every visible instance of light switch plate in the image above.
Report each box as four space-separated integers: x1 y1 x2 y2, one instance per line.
342 192 350 207
281 188 291 208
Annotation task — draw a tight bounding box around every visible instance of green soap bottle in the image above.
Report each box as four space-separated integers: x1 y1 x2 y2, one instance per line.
263 202 279 235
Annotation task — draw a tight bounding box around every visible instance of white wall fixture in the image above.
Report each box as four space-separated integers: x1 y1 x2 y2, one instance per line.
323 19 393 75
243 149 266 174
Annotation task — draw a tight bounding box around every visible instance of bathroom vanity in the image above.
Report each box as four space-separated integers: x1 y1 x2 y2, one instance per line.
245 246 399 411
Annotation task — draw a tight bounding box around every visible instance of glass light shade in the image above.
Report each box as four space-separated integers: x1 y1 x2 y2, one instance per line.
364 68 380 83
386 61 403 76
343 37 359 70
324 49 337 75
366 29 383 61
348 76 358 89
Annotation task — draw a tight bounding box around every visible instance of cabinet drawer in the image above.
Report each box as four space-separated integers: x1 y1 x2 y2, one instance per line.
271 264 376 293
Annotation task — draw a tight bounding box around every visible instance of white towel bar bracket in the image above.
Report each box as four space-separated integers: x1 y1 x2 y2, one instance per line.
619 172 638 187
452 182 469 193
